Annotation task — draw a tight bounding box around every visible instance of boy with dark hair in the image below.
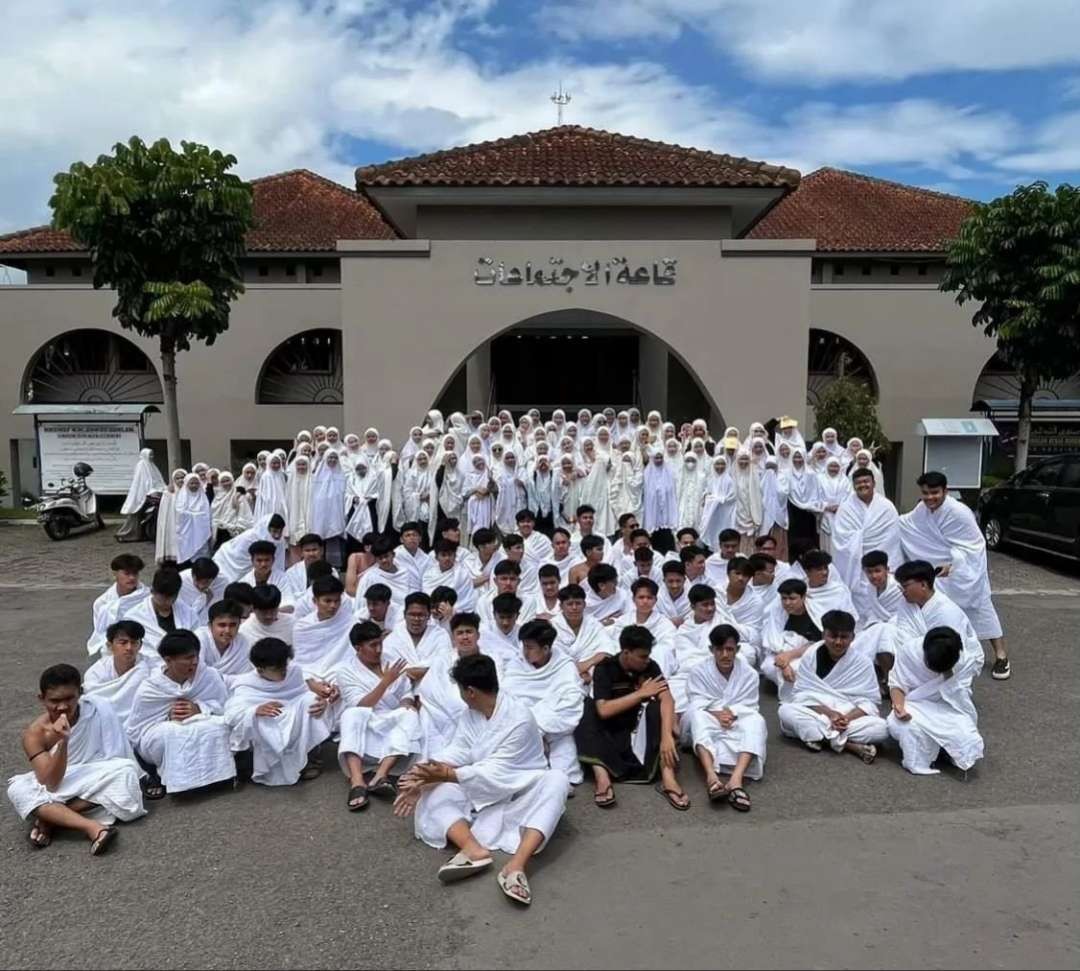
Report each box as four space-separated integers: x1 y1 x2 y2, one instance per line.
87 553 149 656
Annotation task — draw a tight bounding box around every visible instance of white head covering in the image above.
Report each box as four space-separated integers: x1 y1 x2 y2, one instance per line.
120 448 165 515
175 472 212 562
255 452 289 522
642 448 678 532
308 448 347 538
732 449 763 533
211 470 236 532
285 455 313 538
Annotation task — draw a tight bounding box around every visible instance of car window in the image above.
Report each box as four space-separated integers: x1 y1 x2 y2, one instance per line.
1060 459 1080 489
1026 459 1063 487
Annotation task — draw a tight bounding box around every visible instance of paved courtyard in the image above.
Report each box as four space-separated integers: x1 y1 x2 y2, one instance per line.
0 523 1077 970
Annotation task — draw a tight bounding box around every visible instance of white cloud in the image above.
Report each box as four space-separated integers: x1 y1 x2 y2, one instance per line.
994 111 1080 174
536 0 1080 83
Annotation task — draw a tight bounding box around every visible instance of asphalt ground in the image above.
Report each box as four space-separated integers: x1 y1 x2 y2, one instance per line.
0 524 1077 970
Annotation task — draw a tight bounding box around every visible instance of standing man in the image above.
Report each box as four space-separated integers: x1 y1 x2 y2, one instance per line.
830 469 903 591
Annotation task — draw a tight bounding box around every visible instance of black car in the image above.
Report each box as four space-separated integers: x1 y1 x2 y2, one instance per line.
978 453 1080 558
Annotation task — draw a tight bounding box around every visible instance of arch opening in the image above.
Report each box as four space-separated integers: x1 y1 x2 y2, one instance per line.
971 350 1080 408
23 329 163 404
256 328 343 405
806 328 878 409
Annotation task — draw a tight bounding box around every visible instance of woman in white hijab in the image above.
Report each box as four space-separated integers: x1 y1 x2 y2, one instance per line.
699 454 736 550
376 439 394 472
578 438 616 535
821 427 844 459
344 458 381 545
361 428 381 463
210 470 237 546
117 448 165 542
463 453 494 535
448 412 471 455
254 450 270 486
555 455 581 531
285 454 312 542
808 441 829 473
645 411 663 443
842 436 863 469
400 426 425 467
816 455 852 554
309 448 348 565
435 450 466 540
492 451 527 534
425 409 445 437
525 453 556 534
732 450 764 554
750 437 771 473
235 462 258 520
848 447 885 492
255 452 289 524
642 448 678 537
175 472 212 566
403 450 437 536
664 438 684 495
759 457 790 560
611 448 643 521
677 453 705 531
783 447 822 561
155 468 187 564
340 433 363 473
287 430 312 467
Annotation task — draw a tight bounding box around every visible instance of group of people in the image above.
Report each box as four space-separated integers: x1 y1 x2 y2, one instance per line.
127 408 891 573
10 405 1009 909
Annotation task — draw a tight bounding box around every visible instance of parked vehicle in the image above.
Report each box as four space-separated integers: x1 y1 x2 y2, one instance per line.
37 462 106 540
977 453 1080 558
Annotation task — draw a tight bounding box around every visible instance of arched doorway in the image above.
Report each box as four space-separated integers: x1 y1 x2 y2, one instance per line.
432 309 724 430
256 329 343 404
23 329 163 403
971 351 1080 406
806 328 878 409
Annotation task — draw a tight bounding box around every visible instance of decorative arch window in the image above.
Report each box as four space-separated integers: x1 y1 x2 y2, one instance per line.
256 329 343 404
23 330 163 403
972 351 1080 405
806 329 878 409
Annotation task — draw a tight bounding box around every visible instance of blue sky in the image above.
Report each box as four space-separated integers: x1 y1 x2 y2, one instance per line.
1 0 1078 232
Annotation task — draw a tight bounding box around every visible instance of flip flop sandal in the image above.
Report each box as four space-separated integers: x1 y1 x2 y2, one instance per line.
707 781 727 803
437 852 493 884
655 781 691 811
90 826 118 856
299 762 323 781
860 744 878 765
593 787 616 809
369 777 397 798
347 785 369 811
727 787 752 813
28 825 51 849
498 870 532 906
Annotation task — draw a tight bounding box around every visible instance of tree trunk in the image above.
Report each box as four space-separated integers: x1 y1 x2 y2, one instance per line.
1014 370 1036 474
159 330 183 474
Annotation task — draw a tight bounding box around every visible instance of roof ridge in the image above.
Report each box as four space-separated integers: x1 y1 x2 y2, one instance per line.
806 166 978 205
0 223 59 243
249 168 357 196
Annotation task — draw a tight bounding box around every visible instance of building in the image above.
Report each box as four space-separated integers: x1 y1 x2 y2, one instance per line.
0 125 1056 507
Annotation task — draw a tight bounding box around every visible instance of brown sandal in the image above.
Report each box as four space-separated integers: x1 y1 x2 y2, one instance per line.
655 782 690 811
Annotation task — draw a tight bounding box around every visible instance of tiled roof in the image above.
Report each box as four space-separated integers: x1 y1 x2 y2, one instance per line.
356 125 801 189
748 167 975 252
0 169 396 256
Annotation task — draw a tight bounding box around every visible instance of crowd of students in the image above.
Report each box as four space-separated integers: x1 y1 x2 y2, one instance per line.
9 407 1008 909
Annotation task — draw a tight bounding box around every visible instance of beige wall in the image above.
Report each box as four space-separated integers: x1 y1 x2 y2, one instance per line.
339 238 814 450
810 283 997 508
416 206 734 240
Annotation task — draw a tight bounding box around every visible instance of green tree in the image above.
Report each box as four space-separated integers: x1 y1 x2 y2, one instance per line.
941 181 1080 472
50 137 255 472
813 378 889 453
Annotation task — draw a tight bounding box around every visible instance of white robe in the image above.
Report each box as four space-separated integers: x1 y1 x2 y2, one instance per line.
332 654 421 768
290 607 355 681
6 696 146 822
830 492 903 590
178 569 227 628
415 692 570 854
121 450 164 515
213 516 286 582
551 614 615 665
699 469 736 549
124 597 201 658
174 486 212 563
778 646 888 750
851 574 905 660
239 612 295 647
83 654 153 727
381 623 451 671
415 647 472 759
196 626 254 688
355 565 411 608
477 622 522 673
224 664 333 785
422 560 477 611
87 583 149 655
394 545 432 595
887 635 984 774
308 460 347 539
893 591 984 672
642 461 678 532
656 583 692 624
584 586 630 624
128 664 235 793
686 655 767 779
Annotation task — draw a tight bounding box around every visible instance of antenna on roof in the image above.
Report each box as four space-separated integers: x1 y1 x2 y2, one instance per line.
550 82 571 125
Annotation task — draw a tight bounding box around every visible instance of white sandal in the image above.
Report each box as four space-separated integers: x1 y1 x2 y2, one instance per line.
497 869 532 906
437 851 493 884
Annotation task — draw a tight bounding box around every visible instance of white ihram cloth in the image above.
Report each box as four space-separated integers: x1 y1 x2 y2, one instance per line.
83 654 154 727
196 626 254 688
124 597 201 658
87 582 149 655
290 607 354 681
332 654 421 768
213 515 286 582
542 553 576 586
478 622 521 674
817 469 853 549
476 587 537 630
127 664 235 792
178 569 227 628
699 465 736 549
893 591 984 673
788 563 859 623
887 635 984 774
778 646 888 750
686 655 767 780
394 545 432 595
656 583 691 624
255 467 289 526
121 448 165 515
174 479 212 563
722 587 764 654
355 565 411 607
414 692 570 854
666 614 738 714
240 611 294 647
382 623 451 672
415 648 473 759
899 495 1002 638
551 614 615 665
224 664 332 785
610 609 677 659
502 652 586 784
759 601 819 700
308 454 347 539
6 696 146 822
830 492 903 590
422 560 477 611
584 586 630 623
850 575 904 660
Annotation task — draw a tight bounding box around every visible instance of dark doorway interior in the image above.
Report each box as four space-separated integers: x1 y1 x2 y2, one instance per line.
491 330 638 413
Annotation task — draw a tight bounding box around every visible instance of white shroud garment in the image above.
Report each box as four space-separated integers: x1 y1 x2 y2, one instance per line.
422 560 477 611
174 477 212 563
224 664 333 786
308 452 347 539
128 663 235 793
178 569 227 628
830 492 903 590
121 449 165 515
584 586 630 623
331 653 421 769
415 647 472 759
887 634 984 774
642 457 678 532
213 515 286 582
394 545 432 595
355 565 411 607
851 574 904 660
382 623 451 672
893 590 984 672
290 607 354 681
123 597 201 658
83 654 154 727
501 652 586 784
551 614 615 664
196 626 254 688
414 692 570 855
778 645 888 751
87 582 149 655
899 495 1002 638
686 655 767 780
6 696 146 822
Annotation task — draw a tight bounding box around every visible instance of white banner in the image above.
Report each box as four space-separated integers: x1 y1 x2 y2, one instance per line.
37 420 143 495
